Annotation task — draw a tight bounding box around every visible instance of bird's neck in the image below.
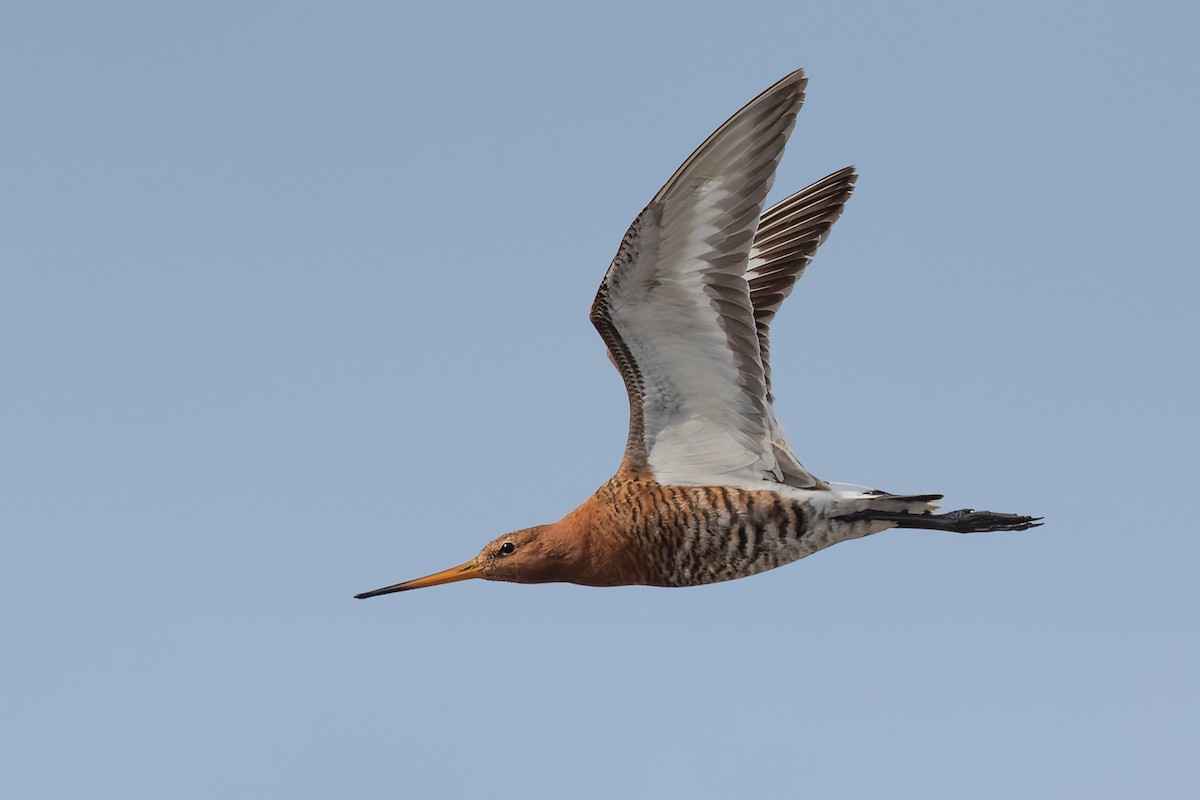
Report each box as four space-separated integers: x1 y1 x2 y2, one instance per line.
540 496 642 587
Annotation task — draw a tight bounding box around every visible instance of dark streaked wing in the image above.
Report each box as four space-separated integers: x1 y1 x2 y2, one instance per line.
749 166 857 400
590 71 807 486
747 166 857 489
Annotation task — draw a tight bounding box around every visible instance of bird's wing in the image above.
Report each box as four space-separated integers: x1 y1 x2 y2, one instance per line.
590 70 807 486
746 166 857 488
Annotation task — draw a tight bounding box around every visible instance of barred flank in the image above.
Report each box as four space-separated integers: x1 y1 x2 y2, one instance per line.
597 478 817 587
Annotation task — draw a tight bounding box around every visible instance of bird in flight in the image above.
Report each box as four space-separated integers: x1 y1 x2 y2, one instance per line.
355 69 1039 599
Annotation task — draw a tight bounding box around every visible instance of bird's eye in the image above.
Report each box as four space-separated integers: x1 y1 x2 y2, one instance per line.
498 542 516 555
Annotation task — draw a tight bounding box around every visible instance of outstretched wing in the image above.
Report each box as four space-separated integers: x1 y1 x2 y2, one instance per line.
590 71 807 486
747 166 857 488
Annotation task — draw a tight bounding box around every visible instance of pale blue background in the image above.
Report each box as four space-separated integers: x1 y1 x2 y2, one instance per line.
4 2 1198 797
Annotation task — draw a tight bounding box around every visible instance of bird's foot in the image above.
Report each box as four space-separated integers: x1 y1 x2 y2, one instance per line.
925 508 1044 533
839 508 1043 533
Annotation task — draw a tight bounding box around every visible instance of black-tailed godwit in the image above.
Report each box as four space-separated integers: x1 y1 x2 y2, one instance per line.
356 69 1040 598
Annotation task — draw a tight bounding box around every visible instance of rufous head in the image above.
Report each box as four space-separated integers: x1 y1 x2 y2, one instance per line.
354 524 575 598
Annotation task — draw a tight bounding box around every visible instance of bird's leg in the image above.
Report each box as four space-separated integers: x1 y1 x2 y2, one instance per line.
839 508 1043 533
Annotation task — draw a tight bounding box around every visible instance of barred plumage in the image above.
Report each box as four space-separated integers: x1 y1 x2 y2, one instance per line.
592 478 818 586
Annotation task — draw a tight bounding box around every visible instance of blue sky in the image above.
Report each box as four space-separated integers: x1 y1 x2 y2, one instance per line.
3 2 1197 797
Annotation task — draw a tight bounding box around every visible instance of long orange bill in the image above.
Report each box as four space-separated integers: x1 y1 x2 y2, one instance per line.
354 560 482 599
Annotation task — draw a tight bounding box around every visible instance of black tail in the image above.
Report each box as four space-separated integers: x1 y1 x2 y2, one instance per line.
839 507 1042 533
